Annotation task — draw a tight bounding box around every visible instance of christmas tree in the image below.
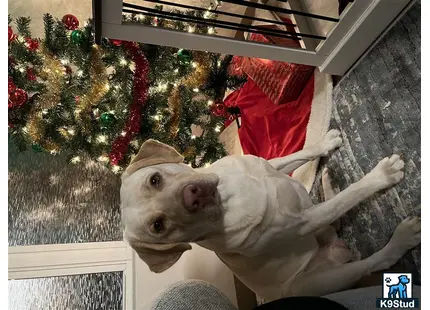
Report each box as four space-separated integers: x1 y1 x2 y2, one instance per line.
8 10 245 174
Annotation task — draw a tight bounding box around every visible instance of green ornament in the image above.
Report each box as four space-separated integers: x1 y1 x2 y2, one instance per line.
70 30 85 45
31 143 43 153
177 49 192 64
100 112 116 127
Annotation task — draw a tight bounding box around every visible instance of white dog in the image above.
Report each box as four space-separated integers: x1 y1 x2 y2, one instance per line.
120 130 420 300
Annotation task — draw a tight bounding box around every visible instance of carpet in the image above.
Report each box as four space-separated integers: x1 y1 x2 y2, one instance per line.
309 0 421 279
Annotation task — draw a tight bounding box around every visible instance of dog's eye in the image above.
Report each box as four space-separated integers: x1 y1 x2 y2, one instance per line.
150 174 161 187
152 219 164 233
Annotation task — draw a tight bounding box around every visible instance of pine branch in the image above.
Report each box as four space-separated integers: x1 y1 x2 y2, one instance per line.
16 17 32 38
10 130 28 153
43 13 55 51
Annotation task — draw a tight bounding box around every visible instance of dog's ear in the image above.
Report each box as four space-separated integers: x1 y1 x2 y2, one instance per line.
127 237 191 273
125 139 184 176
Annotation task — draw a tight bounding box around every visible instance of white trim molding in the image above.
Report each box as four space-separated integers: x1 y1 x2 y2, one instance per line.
97 0 413 75
9 241 135 310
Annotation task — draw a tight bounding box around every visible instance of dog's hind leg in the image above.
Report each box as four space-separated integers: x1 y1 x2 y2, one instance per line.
287 217 420 297
322 168 341 230
269 130 342 175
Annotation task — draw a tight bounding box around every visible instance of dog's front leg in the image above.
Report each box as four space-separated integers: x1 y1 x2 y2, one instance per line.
298 155 404 236
268 129 342 174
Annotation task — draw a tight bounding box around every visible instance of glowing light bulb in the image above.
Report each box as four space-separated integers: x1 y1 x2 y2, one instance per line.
71 156 81 164
191 62 198 68
60 58 69 65
191 135 196 139
131 140 139 148
67 128 75 135
174 68 179 73
98 155 109 163
76 70 83 77
119 57 128 66
121 131 127 137
112 165 121 174
208 27 215 34
193 88 199 93
215 126 221 132
96 135 108 144
207 100 214 106
204 11 211 19
188 26 195 33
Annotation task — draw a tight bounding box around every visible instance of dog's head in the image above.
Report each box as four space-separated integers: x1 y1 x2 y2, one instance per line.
398 275 410 285
121 139 222 273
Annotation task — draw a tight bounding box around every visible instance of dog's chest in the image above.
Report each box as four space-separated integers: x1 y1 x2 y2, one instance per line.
211 155 307 206
207 156 310 239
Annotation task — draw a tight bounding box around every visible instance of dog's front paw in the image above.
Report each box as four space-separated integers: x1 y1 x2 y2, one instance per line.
366 154 404 189
320 129 342 156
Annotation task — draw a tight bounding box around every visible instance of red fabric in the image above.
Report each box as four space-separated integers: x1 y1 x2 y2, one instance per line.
230 18 315 105
224 73 314 160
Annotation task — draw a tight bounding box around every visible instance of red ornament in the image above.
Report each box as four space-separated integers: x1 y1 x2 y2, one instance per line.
62 14 80 30
75 96 80 103
8 26 15 42
8 88 28 108
210 102 225 117
25 38 39 51
110 39 123 46
8 77 16 94
26 68 36 81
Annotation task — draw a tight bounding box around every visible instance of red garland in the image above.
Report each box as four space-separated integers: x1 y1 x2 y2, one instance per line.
109 43 149 166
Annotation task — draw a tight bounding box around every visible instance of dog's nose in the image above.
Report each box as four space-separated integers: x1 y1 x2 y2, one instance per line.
183 183 215 212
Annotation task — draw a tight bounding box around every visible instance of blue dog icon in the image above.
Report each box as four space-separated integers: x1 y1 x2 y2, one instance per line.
387 275 410 298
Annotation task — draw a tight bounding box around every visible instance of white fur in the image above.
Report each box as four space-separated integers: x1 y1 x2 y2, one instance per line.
122 130 420 300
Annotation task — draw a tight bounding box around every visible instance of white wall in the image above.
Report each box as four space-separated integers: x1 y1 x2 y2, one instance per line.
134 244 238 310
